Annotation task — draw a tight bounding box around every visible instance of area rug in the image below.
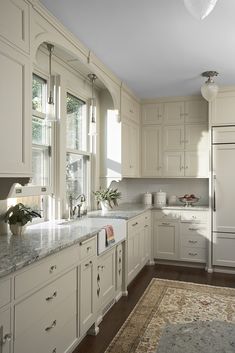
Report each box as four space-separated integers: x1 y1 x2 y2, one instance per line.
105 279 235 353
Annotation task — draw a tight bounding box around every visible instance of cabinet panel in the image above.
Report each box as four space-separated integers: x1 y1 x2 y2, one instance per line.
184 151 209 177
0 279 10 309
116 244 123 291
122 121 139 177
0 0 29 52
185 124 208 151
163 151 184 177
163 125 184 150
164 102 184 124
211 93 235 126
142 104 163 124
0 307 11 353
122 91 140 124
154 221 179 260
180 247 206 262
213 233 235 267
142 126 162 176
0 41 31 176
185 100 208 123
97 249 115 308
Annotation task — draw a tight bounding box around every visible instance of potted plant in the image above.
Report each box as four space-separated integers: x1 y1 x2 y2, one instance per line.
93 188 121 212
4 203 41 236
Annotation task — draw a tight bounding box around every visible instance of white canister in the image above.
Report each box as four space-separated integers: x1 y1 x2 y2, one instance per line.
143 192 152 205
154 190 167 208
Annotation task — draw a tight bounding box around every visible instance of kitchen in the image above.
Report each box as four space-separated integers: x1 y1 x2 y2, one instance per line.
1 1 235 353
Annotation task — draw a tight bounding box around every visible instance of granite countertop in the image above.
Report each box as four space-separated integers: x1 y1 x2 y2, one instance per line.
0 220 101 279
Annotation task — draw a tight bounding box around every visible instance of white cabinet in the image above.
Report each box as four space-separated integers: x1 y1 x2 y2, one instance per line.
97 248 115 310
80 256 96 335
142 103 163 124
211 91 235 126
163 125 184 150
121 90 140 124
154 220 179 260
213 233 235 267
185 100 208 123
164 101 184 124
0 279 10 309
179 223 207 263
122 120 139 177
0 307 11 353
163 151 184 177
0 40 31 177
142 126 162 176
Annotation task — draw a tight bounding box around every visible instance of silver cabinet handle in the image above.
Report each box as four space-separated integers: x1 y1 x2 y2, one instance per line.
2 333 12 344
188 240 198 244
188 228 199 231
86 246 92 252
45 320 57 332
98 265 105 270
144 225 148 228
49 265 57 273
46 291 57 301
188 252 198 256
52 349 57 353
161 222 170 226
85 260 92 268
132 222 138 227
214 189 216 212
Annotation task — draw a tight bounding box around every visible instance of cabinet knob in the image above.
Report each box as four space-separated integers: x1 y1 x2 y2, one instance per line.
46 291 57 301
52 349 57 353
45 320 57 331
132 222 138 227
188 240 198 244
49 265 57 273
86 246 92 252
2 333 12 344
85 260 92 268
188 252 198 256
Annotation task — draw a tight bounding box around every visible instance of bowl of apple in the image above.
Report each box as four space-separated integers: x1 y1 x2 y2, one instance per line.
178 194 200 207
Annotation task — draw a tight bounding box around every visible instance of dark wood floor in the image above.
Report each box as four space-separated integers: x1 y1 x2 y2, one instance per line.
73 264 235 353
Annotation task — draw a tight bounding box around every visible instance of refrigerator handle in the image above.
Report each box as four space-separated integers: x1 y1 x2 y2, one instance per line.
213 174 216 212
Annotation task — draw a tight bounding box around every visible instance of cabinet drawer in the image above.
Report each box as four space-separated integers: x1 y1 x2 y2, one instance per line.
154 210 180 221
180 234 206 249
180 211 208 223
15 269 76 338
128 216 143 233
14 292 77 353
0 278 11 308
180 223 208 238
15 246 79 299
143 212 151 225
80 236 97 261
180 247 206 262
213 233 235 267
0 307 11 353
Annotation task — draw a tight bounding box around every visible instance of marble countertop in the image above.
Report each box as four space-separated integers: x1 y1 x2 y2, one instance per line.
0 220 102 279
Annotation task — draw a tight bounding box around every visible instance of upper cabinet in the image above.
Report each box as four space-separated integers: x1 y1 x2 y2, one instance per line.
0 0 30 53
211 90 235 126
141 99 209 178
121 90 140 124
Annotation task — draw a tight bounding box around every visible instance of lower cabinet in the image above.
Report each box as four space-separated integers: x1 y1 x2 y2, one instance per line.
0 307 11 353
213 233 235 267
80 256 97 336
116 243 123 293
154 221 179 260
96 248 115 311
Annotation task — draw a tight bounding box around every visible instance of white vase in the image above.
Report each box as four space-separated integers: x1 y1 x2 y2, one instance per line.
100 201 112 212
10 223 27 236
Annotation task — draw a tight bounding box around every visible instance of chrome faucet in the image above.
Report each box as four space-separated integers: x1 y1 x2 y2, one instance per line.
75 194 87 218
68 194 87 219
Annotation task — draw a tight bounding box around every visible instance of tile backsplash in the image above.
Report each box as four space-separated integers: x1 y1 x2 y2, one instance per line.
110 178 209 206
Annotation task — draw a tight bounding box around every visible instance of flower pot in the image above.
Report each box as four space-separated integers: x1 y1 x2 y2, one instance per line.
100 201 112 212
10 223 27 236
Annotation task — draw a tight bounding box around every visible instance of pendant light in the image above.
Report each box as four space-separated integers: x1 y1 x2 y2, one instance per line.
201 71 219 102
88 73 97 136
46 43 56 121
184 0 218 20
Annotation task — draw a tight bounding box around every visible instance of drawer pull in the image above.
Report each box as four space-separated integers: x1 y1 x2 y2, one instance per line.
189 228 199 231
49 265 57 273
85 260 92 268
132 222 138 227
52 349 57 353
161 222 170 226
188 252 198 256
87 246 92 252
2 332 12 344
144 225 148 228
98 265 105 270
119 258 122 264
46 291 57 301
188 240 198 244
45 320 57 332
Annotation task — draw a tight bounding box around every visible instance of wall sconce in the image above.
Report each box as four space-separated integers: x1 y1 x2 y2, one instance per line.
201 71 219 102
88 73 97 136
46 43 56 121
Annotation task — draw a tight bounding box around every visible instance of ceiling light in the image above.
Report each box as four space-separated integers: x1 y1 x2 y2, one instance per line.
184 0 218 20
46 43 56 121
201 71 219 102
88 73 97 136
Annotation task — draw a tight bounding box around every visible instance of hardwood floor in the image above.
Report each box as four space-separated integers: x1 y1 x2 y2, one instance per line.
73 264 235 353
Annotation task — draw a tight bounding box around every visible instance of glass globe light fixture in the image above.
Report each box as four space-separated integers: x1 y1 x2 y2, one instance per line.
201 71 219 102
184 0 218 20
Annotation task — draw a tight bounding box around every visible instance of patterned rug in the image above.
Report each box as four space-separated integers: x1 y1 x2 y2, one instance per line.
105 279 235 353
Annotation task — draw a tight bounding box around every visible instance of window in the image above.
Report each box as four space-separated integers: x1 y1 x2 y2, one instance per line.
32 74 52 187
66 93 90 203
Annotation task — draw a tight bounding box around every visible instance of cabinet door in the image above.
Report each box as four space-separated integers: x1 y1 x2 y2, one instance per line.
142 126 162 177
163 151 184 177
163 125 184 151
185 151 209 177
130 122 140 177
80 257 96 335
211 93 235 126
116 244 123 291
0 307 11 353
0 41 31 176
121 121 131 176
154 221 179 260
185 100 208 123
185 124 208 151
164 102 184 124
97 249 115 309
142 104 163 124
213 233 235 267
127 226 141 284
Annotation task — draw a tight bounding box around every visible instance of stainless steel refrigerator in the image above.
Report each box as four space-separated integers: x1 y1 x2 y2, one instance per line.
212 126 235 267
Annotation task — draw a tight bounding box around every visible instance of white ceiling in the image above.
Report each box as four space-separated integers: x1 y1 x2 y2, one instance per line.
39 0 235 99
